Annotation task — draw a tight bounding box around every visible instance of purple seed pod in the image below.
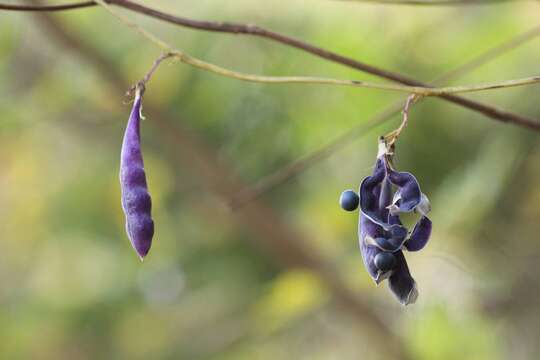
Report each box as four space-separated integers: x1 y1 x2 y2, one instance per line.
120 88 154 260
348 137 431 305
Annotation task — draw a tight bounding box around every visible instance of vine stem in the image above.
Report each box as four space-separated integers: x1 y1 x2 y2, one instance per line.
126 52 174 97
90 0 540 97
385 94 421 146
0 1 95 11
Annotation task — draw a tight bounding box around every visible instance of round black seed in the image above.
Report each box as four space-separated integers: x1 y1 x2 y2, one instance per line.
374 252 397 271
339 190 359 212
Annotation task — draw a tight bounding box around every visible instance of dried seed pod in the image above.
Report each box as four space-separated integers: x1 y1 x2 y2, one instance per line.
120 88 154 260
354 138 431 305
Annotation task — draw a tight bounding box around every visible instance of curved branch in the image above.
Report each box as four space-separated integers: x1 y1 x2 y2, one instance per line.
0 1 94 11
3 0 540 130
148 50 540 96
92 0 540 98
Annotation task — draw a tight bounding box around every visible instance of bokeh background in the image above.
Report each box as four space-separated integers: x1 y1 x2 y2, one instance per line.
1 1 540 359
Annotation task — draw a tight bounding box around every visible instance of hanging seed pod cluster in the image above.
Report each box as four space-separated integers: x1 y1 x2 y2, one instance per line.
340 137 432 305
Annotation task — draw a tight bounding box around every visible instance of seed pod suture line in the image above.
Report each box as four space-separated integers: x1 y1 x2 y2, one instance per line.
120 87 154 260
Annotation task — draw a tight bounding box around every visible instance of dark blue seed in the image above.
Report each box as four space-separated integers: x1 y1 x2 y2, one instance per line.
374 252 396 271
340 190 359 211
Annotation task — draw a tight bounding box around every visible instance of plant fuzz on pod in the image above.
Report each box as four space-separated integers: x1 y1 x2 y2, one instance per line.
341 137 432 305
120 86 154 260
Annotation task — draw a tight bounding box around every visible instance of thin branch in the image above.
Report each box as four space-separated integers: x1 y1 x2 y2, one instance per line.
229 24 540 208
92 0 540 98
126 52 173 97
89 0 540 130
385 94 421 147
4 0 539 130
0 1 94 11
93 0 540 130
145 50 540 96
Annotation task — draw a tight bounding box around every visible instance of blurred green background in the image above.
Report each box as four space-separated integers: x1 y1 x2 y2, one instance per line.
1 1 540 359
